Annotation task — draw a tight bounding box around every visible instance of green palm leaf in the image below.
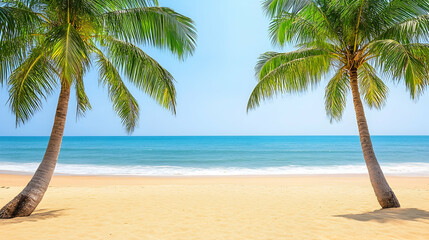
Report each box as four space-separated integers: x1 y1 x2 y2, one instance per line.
263 0 311 16
96 50 139 133
369 39 427 98
8 47 57 125
358 63 388 109
375 0 429 28
0 5 15 33
248 49 331 111
103 6 196 59
75 74 92 117
378 15 429 43
0 3 41 37
325 69 349 122
102 37 176 113
47 24 90 83
0 35 31 84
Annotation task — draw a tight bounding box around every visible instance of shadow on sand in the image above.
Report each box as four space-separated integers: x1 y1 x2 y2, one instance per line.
0 208 67 224
335 208 429 223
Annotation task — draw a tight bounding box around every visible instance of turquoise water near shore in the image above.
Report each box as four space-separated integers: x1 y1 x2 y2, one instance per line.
0 136 428 176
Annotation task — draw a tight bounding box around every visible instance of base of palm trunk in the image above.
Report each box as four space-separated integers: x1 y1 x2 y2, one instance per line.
0 193 38 219
378 190 400 209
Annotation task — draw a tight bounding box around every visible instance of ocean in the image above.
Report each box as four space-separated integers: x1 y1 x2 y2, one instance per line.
0 136 428 176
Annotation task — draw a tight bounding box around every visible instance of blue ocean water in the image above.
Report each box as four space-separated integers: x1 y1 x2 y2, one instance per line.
0 136 428 176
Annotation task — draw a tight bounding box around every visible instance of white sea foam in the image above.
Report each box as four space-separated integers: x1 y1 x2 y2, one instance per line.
1 162 429 176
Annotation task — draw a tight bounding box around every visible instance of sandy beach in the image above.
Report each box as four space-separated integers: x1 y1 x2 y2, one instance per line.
0 174 428 240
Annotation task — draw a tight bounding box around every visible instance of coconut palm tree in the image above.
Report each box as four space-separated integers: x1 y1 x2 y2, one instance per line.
0 0 196 218
248 0 429 208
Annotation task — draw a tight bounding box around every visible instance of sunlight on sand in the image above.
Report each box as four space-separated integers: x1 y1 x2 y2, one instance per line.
1 175 428 240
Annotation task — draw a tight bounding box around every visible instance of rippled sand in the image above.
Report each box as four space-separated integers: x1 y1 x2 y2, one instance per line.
1 175 428 240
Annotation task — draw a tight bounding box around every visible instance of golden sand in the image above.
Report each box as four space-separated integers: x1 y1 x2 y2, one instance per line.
0 174 429 240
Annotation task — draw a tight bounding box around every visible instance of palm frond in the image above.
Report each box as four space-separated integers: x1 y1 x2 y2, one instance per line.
0 34 33 84
377 15 429 43
248 49 331 111
0 2 43 85
256 48 330 78
75 74 92 118
96 50 139 133
47 23 90 83
369 39 428 98
375 0 429 29
263 0 312 16
269 11 327 46
0 3 41 37
8 47 57 125
102 7 196 59
102 37 176 114
266 0 347 49
0 5 15 33
114 0 158 8
325 69 349 122
358 63 388 109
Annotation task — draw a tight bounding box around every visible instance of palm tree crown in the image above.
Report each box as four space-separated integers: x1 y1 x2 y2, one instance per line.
0 0 196 132
248 0 429 118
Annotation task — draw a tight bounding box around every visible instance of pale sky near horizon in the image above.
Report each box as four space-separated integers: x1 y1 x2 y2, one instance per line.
0 0 428 136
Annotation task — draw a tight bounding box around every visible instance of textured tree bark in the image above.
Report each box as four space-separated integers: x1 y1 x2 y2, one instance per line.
349 67 400 208
0 84 71 218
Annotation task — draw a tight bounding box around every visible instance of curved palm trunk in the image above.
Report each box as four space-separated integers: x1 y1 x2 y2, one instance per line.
0 84 71 218
349 67 400 208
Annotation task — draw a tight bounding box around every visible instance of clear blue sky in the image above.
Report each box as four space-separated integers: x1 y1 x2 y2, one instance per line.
0 0 428 136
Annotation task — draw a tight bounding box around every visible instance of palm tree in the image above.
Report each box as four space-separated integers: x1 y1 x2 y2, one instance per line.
248 0 429 208
0 0 196 218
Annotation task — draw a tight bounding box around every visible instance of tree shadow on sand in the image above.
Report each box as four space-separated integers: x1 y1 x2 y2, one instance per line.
0 208 67 224
335 208 429 223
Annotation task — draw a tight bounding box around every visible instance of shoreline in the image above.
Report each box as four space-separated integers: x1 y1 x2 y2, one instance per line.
1 163 429 177
2 170 429 177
